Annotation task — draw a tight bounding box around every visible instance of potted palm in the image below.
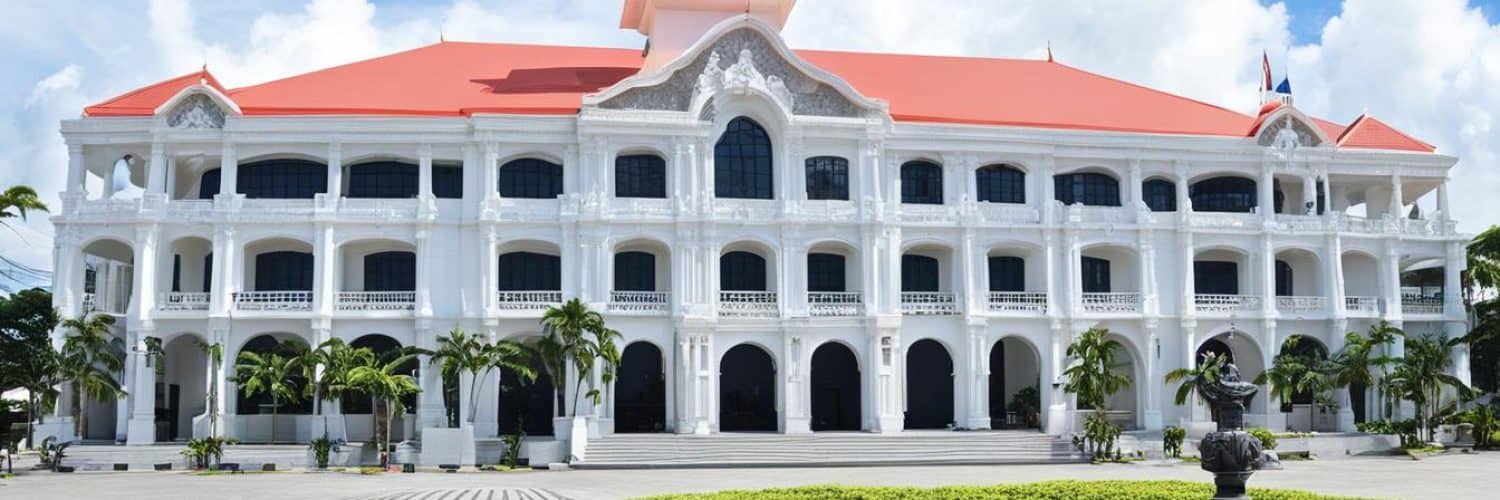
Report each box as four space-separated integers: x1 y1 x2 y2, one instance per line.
1165 350 1227 429
536 299 621 446
346 347 421 468
1062 327 1131 459
56 314 126 440
234 349 301 443
297 338 369 442
426 328 534 466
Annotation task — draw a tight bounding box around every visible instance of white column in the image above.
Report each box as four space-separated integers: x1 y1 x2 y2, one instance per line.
882 227 902 314
165 157 178 200
125 330 158 445
1043 324 1068 435
1181 230 1196 315
481 229 498 313
146 142 167 194
417 143 433 199
870 329 903 432
1038 156 1055 223
66 143 87 195
206 326 230 438
959 229 978 315
1300 175 1316 215
964 324 990 429
1330 319 1356 431
1259 236 1276 315
1437 180 1451 227
1138 230 1158 316
415 228 433 317
209 227 236 316
1261 320 1285 431
482 143 499 201
1388 173 1404 218
1444 241 1464 316
1142 321 1162 429
130 226 160 318
1126 159 1143 209
1259 162 1275 221
1042 232 1058 315
218 142 237 201
783 238 807 316
1175 162 1192 216
312 224 335 315
325 143 343 201
783 333 809 433
1327 233 1346 315
1383 242 1403 321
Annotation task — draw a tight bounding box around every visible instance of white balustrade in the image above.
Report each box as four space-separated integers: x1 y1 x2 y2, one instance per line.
1188 212 1262 230
719 291 778 318
1080 292 1141 313
977 204 1041 224
608 199 674 218
1194 294 1262 313
159 292 210 311
1344 296 1380 315
987 291 1047 313
1274 295 1327 314
898 204 957 224
496 290 563 311
1401 296 1444 315
338 198 418 219
808 291 863 317
900 291 957 315
336 291 415 311
608 291 670 315
166 200 214 219
1068 205 1134 224
233 291 313 311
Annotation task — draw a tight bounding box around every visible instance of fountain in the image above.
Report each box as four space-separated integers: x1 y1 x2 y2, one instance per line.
1196 362 1264 499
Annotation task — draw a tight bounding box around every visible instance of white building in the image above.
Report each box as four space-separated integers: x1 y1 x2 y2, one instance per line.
46 0 1468 450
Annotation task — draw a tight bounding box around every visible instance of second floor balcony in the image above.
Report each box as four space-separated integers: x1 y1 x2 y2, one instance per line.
159 292 210 312
1275 295 1328 315
336 291 415 312
900 291 958 315
1080 292 1141 314
1194 294 1261 314
987 291 1047 313
607 290 670 315
808 291 863 317
720 291 778 318
496 290 563 311
234 291 313 311
1344 296 1381 316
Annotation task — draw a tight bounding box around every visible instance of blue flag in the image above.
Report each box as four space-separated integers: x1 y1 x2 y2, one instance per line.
1275 77 1292 94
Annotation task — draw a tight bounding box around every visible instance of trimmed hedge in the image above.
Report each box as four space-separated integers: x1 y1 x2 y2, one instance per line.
638 480 1368 500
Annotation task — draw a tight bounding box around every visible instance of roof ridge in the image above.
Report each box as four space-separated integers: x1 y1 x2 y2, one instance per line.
87 70 209 110
227 41 451 94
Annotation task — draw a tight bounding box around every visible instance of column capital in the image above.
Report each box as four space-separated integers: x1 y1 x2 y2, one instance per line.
417 143 433 158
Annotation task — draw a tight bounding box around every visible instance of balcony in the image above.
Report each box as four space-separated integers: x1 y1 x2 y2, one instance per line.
807 292 863 317
337 198 418 220
1275 296 1328 315
496 290 563 311
1188 212 1262 230
1401 295 1444 315
975 204 1041 224
159 292 210 312
81 291 128 315
1344 296 1381 316
900 292 958 315
1194 294 1261 314
897 204 958 225
1080 292 1141 314
719 291 778 318
607 291 670 315
987 291 1047 313
233 291 313 311
336 291 415 312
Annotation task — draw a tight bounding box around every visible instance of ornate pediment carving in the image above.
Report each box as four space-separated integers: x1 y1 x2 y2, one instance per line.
166 93 226 129
1256 114 1323 154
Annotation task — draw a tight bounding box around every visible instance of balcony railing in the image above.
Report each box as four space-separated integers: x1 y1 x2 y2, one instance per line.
608 291 670 315
1275 295 1327 314
1080 292 1141 314
1194 294 1261 314
1344 296 1380 315
976 204 1041 224
159 292 210 312
496 290 563 311
1401 296 1444 315
234 291 313 311
719 291 778 318
901 292 958 315
808 292 863 317
987 291 1047 313
336 291 415 311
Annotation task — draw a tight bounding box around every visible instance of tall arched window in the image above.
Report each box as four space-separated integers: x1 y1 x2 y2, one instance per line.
364 251 415 291
1142 179 1176 212
987 256 1025 292
613 251 656 291
1054 172 1119 206
1275 260 1294 296
976 164 1025 203
805 156 849 201
714 117 773 199
346 161 418 198
901 254 940 292
615 154 666 198
901 161 943 204
719 251 768 291
1189 177 1257 213
807 253 846 292
498 158 563 199
254 251 313 291
239 159 327 199
497 252 561 290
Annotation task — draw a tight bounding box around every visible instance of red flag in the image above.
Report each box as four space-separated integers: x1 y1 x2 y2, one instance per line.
1262 51 1273 91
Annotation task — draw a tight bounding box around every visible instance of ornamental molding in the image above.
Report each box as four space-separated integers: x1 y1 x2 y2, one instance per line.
1254 107 1330 163
154 83 240 129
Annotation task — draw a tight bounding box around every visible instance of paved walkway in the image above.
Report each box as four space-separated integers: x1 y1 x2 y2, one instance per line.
1 452 1494 499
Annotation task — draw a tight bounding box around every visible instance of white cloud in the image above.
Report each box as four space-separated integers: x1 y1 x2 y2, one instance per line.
24 64 81 108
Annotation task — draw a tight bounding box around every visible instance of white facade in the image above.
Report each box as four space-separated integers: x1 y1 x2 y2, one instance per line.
46 12 1470 447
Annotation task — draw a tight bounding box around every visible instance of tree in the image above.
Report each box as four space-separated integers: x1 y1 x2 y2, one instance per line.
197 340 224 438
296 338 372 439
0 185 48 284
1328 322 1403 421
346 347 421 468
56 314 126 439
1463 299 1500 394
234 350 301 443
1063 327 1132 415
537 298 622 418
1255 336 1333 432
1387 334 1472 442
428 328 534 426
0 288 59 447
1164 350 1226 420
1464 225 1500 307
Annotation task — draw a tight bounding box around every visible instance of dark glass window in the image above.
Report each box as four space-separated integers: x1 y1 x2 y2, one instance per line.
198 169 220 199
807 253 846 292
346 161 417 198
1142 179 1176 212
239 159 327 199
988 256 1025 292
171 255 182 293
364 251 415 291
498 158 563 199
253 251 313 291
901 161 944 205
432 164 463 199
615 155 667 198
497 252 561 290
1194 261 1239 295
805 156 849 201
614 251 656 291
976 164 1025 204
1189 177 1257 213
1315 179 1326 215
714 117 774 199
1054 173 1120 206
719 251 767 291
1275 260 1294 296
1081 256 1111 293
1273 178 1285 214
203 254 213 293
901 255 940 292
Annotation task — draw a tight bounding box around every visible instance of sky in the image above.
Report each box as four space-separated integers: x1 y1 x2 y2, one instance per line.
2 0 1499 281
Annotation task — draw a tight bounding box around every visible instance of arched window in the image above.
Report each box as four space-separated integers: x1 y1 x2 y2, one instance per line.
714 117 773 199
498 158 563 199
615 154 666 198
988 256 1025 292
1142 179 1176 212
1081 256 1111 293
613 251 656 291
239 159 327 199
198 169 220 199
364 251 415 291
976 164 1025 203
901 161 943 204
253 251 313 291
807 253 846 292
346 161 418 198
719 251 767 291
805 156 849 200
1189 177 1257 213
432 163 463 199
497 251 561 290
1275 260 1294 296
901 254 940 292
1194 261 1239 295
1054 172 1119 206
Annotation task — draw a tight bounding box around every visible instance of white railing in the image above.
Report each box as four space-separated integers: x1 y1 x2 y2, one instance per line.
976 204 1041 224
338 198 418 219
987 291 1047 313
901 291 958 315
1271 214 1326 232
607 198 675 218
240 198 316 215
808 292 863 317
608 291 670 315
792 200 859 221
166 200 215 219
495 290 563 311
1344 296 1381 315
1194 294 1262 313
1067 205 1134 224
719 291 779 318
712 200 780 221
1275 296 1327 314
1401 296 1444 315
336 291 415 311
898 204 958 224
1337 215 1383 234
1080 292 1141 314
159 292 210 311
233 291 313 311
1188 212 1262 230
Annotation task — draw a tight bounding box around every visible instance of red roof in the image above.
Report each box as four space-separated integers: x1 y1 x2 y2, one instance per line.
1337 114 1435 152
82 40 1435 151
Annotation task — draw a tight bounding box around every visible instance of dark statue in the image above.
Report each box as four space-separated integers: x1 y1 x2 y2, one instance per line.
1196 362 1264 499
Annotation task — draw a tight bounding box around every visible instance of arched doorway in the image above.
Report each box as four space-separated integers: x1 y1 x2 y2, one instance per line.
719 344 777 432
989 337 1041 429
500 351 554 436
159 335 208 441
905 339 954 429
810 342 860 431
1278 335 1331 432
615 342 667 433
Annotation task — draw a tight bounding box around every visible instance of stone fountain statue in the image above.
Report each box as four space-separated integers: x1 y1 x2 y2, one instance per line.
1196 362 1264 499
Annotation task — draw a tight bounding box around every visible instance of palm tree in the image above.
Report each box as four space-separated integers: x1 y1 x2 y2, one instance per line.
1164 351 1227 421
57 314 126 439
538 299 622 418
1465 225 1500 306
1062 327 1132 417
297 338 371 438
1255 336 1333 432
0 185 46 231
235 350 301 443
428 328 534 426
1387 334 1471 442
347 348 421 467
196 341 224 437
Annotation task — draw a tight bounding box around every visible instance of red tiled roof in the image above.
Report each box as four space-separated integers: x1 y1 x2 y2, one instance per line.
1336 114 1435 152
84 68 227 117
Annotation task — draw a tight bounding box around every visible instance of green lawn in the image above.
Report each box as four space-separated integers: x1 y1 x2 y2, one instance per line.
638 480 1370 499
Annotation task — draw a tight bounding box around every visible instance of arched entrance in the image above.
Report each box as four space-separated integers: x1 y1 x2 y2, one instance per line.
810 342 860 431
1278 335 1331 432
719 344 777 432
615 342 667 433
989 337 1041 429
499 353 554 437
344 334 416 443
904 339 954 429
159 335 208 441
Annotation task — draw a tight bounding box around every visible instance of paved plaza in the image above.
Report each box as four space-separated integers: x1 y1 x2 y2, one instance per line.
0 452 1494 499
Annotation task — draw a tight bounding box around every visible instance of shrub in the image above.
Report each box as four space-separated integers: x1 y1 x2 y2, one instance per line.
637 480 1368 499
1247 427 1277 450
1080 413 1122 460
1162 426 1186 458
308 437 335 469
181 437 237 470
502 416 527 469
1008 386 1041 427
1359 419 1421 448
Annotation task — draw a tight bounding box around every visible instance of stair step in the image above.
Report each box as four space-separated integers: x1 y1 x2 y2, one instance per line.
576 430 1086 469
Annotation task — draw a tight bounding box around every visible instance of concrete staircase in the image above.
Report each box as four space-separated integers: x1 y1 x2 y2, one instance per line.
578 430 1086 468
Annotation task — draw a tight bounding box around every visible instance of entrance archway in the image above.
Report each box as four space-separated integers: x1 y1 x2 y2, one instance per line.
810 342 860 431
615 342 667 433
989 337 1041 428
904 339 954 429
500 354 554 436
719 344 777 432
